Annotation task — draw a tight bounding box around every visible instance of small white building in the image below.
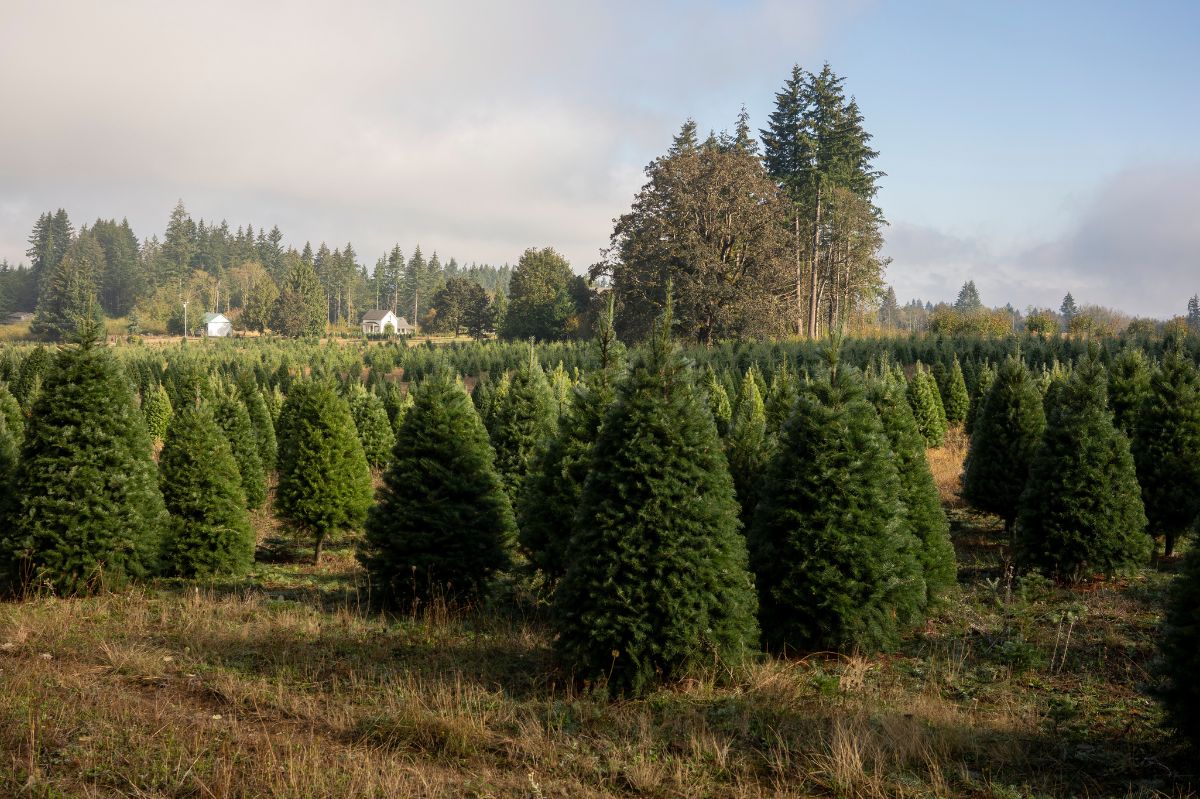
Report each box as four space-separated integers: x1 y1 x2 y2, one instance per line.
361 310 415 336
202 312 233 338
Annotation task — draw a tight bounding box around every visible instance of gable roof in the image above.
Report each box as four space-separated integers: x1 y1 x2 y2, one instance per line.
362 309 395 322
201 312 228 324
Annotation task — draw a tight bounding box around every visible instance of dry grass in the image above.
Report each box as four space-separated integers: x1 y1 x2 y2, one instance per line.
928 424 971 507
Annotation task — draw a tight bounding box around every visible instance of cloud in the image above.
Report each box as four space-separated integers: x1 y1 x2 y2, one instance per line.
883 163 1200 318
0 0 849 272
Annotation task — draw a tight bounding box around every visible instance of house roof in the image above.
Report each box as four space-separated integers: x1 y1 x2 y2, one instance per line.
202 312 228 324
362 310 394 322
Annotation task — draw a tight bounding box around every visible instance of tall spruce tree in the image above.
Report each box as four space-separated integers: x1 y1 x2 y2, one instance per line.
361 373 515 606
0 328 166 594
943 357 971 424
275 381 373 562
271 255 326 337
553 301 758 696
212 392 267 509
31 236 105 342
488 353 557 498
749 359 924 653
159 402 255 577
962 357 1046 535
1131 352 1200 556
907 362 947 447
1016 357 1149 581
1160 546 1200 751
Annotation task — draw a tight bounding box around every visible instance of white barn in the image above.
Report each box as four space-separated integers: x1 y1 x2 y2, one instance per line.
361 310 415 335
202 312 233 337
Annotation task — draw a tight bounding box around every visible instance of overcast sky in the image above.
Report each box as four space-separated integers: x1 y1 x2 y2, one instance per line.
1 0 1196 317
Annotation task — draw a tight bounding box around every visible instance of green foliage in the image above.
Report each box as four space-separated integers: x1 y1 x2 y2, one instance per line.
1131 352 1200 556
963 357 1046 531
501 247 577 341
1 340 166 594
726 369 770 525
360 373 514 605
0 411 17 488
553 312 758 696
239 379 277 471
1160 545 1200 751
703 365 732 436
212 392 267 509
14 346 51 409
868 373 956 604
275 381 373 562
0 382 23 446
965 361 996 435
749 365 925 653
488 355 557 498
159 402 255 577
1016 357 1150 581
764 362 799 440
907 362 947 447
271 255 326 337
142 382 172 443
31 235 105 341
943 357 970 424
350 390 396 468
1107 347 1150 438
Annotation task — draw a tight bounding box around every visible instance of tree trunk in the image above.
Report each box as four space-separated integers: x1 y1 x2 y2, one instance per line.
314 532 325 565
808 186 822 338
794 212 803 336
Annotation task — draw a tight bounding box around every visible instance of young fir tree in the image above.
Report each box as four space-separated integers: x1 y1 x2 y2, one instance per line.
868 371 957 605
0 413 17 488
1160 546 1200 752
748 359 925 653
519 305 624 582
488 353 557 498
350 390 396 468
907 362 947 447
239 377 277 471
943 357 971 424
0 382 23 446
1107 347 1151 438
553 300 758 697
962 357 1046 536
142 382 172 443
764 361 800 441
212 392 267 509
361 373 515 606
1015 356 1150 581
703 364 733 437
275 381 373 563
1 327 166 594
726 369 770 526
14 346 51 409
965 361 996 435
159 402 255 577
1131 352 1200 556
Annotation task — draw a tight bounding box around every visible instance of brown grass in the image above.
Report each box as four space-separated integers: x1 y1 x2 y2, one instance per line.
928 424 970 507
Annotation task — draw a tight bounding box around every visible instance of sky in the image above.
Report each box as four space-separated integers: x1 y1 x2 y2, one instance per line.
0 0 1196 318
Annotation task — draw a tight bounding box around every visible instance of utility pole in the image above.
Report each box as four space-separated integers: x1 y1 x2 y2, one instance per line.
182 299 189 338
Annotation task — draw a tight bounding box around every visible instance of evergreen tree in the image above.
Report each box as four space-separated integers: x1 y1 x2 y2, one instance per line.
907 362 947 447
212 392 267 509
703 364 733 436
0 412 17 491
1160 545 1200 751
271 255 326 337
26 209 74 295
350 389 396 468
360 373 515 605
31 236 104 341
159 402 255 577
868 373 957 604
764 361 800 440
501 247 575 341
275 381 373 562
13 346 51 409
726 369 770 525
1107 347 1150 437
1188 294 1200 331
0 382 24 446
954 281 982 313
1015 357 1149 581
1060 292 1078 324
943 357 971 424
553 303 758 696
962 357 1046 535
965 361 996 435
488 353 557 497
1 331 166 594
1131 352 1200 556
239 378 277 471
142 382 172 443
749 359 924 653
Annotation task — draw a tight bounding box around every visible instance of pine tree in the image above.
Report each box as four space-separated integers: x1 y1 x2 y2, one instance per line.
726 369 770 525
954 281 982 313
1 331 166 594
1016 357 1150 581
1131 352 1200 556
0 382 23 446
360 373 515 606
13 346 51 408
1107 347 1150 438
962 357 1046 535
159 402 255 577
868 372 956 604
1060 293 1078 324
271 255 326 337
239 378 277 471
749 360 924 653
1160 545 1200 751
965 361 996 435
764 361 800 440
488 353 557 497
350 389 396 468
0 412 17 489
703 364 733 436
553 302 758 696
142 382 172 443
212 392 267 509
275 381 373 563
907 362 947 447
31 235 105 342
943 357 970 424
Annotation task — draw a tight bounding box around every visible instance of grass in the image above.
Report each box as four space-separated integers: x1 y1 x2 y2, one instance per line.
0 440 1196 797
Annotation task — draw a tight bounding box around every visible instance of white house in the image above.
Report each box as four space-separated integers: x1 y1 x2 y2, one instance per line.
202 312 233 337
361 310 415 335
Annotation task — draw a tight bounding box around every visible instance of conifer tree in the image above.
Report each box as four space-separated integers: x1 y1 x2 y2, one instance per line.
553 300 758 696
275 381 373 563
868 372 956 604
1 329 166 594
907 362 947 447
159 402 255 577
361 373 515 605
1132 352 1200 556
965 361 996 435
519 306 624 582
271 255 327 337
14 346 51 408
1160 546 1200 751
0 382 23 446
749 360 924 653
488 353 557 497
1107 347 1150 437
943 357 970 424
239 378 277 470
764 361 800 440
142 382 172 443
703 364 732 436
212 392 267 509
1016 357 1149 581
726 369 770 525
962 357 1046 535
0 413 17 488
31 237 105 342
350 389 396 468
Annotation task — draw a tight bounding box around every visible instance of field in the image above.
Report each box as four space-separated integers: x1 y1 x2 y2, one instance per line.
1 434 1193 799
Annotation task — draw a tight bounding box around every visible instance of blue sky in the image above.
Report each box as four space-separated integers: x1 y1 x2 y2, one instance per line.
0 0 1196 317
